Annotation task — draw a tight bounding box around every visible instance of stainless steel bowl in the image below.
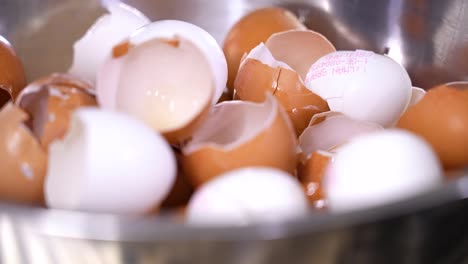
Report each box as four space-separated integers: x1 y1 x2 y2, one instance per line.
1 0 468 263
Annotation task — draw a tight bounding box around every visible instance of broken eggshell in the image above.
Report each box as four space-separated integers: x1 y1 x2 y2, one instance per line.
181 94 297 187
0 36 27 107
123 20 227 105
223 7 306 93
305 50 412 127
298 111 383 156
397 83 468 170
69 2 150 84
16 73 97 149
0 103 47 205
187 167 308 226
45 108 176 214
97 33 215 144
265 29 336 80
234 43 329 135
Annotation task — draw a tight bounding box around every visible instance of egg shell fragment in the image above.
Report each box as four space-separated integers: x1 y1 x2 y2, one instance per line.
235 44 329 135
98 36 215 144
325 129 443 213
0 103 47 205
69 2 150 84
126 20 227 105
0 36 27 107
182 95 297 187
45 108 176 214
397 84 468 170
187 167 308 226
223 7 306 93
305 50 412 127
265 29 336 80
16 73 97 149
298 111 383 156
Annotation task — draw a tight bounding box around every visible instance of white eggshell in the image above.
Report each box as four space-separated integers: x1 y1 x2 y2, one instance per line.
68 2 150 84
305 50 412 127
187 167 308 226
45 108 176 214
128 20 227 104
324 129 442 213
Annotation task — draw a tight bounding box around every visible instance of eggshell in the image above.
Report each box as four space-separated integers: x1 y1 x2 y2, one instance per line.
126 20 227 104
182 95 297 187
298 112 383 156
45 108 176 214
0 36 27 106
305 50 412 127
265 29 336 80
161 153 194 209
235 44 329 135
325 130 442 213
297 150 332 209
97 36 215 144
409 86 426 107
397 83 468 170
16 73 97 149
69 2 150 83
187 167 308 226
0 103 47 205
223 7 306 93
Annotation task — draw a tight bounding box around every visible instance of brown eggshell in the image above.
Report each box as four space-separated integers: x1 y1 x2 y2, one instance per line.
161 153 194 209
397 83 468 170
297 150 332 209
265 29 336 80
16 73 97 149
223 7 306 94
181 95 297 187
0 36 27 107
0 103 47 205
235 56 329 135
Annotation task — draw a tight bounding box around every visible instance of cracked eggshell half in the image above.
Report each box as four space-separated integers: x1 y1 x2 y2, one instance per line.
187 167 308 226
69 2 150 84
181 95 297 187
234 44 329 135
97 31 215 144
265 29 336 80
0 36 27 107
305 50 412 127
45 108 176 214
324 129 443 213
123 20 227 104
223 7 306 93
0 103 47 205
16 73 97 149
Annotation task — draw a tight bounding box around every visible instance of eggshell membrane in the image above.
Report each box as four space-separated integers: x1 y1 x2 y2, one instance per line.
187 167 308 226
0 103 47 205
68 2 150 84
0 36 27 107
182 95 297 187
223 7 306 93
305 50 412 127
127 20 227 105
298 112 383 156
325 130 443 213
397 84 468 170
265 29 336 80
107 37 214 144
235 44 329 135
297 150 332 209
16 73 97 149
45 108 177 214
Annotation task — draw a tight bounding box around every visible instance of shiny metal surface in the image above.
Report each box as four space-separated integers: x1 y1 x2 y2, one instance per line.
1 0 468 263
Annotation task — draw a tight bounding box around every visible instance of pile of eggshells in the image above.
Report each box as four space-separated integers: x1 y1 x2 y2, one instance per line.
0 3 467 226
